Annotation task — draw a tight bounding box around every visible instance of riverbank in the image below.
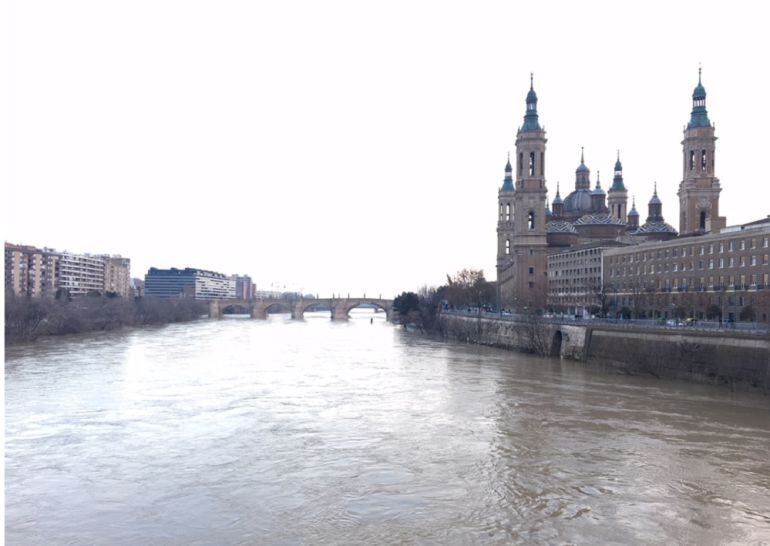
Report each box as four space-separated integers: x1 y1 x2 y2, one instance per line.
437 312 770 394
4 294 208 344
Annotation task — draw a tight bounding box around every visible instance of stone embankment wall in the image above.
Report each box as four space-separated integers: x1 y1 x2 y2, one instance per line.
437 314 770 393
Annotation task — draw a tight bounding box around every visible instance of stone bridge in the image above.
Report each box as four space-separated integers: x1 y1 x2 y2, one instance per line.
209 297 394 321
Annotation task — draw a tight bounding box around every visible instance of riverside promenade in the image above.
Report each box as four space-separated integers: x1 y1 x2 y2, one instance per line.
438 310 770 393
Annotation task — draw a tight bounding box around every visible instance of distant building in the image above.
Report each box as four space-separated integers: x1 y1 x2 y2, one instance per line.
103 256 131 298
234 275 254 300
144 267 236 300
4 243 59 297
130 277 144 298
57 252 106 296
254 290 283 299
5 242 131 298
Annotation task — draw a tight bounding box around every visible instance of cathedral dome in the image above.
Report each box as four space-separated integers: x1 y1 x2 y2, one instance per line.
563 189 593 213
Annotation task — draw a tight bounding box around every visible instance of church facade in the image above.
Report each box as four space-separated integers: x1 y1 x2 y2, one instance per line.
497 71 739 314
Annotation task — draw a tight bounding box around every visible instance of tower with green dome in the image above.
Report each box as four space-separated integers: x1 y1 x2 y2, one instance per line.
502 74 549 312
607 150 628 222
677 67 726 235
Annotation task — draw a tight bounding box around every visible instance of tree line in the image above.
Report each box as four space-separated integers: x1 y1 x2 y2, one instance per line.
392 268 496 331
5 290 209 343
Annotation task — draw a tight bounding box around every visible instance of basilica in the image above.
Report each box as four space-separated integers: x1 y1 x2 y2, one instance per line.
497 71 728 312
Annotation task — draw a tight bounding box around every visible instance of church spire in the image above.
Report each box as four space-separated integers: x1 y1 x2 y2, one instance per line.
501 153 514 192
688 65 710 128
521 73 541 132
610 150 626 191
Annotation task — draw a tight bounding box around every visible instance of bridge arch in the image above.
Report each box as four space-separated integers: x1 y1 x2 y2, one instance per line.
221 302 252 315
339 300 392 321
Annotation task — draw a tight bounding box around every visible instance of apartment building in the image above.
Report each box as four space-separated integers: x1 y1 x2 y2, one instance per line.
603 218 770 321
5 243 59 297
103 256 131 298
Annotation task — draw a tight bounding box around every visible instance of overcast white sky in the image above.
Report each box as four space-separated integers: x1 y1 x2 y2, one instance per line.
4 1 769 297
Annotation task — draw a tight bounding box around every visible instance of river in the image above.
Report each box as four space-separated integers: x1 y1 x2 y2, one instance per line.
5 309 770 544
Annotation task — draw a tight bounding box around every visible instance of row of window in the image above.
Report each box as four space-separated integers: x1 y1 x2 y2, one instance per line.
610 254 770 277
607 272 769 291
608 237 769 264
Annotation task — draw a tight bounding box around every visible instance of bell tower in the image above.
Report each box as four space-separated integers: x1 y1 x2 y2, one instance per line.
496 155 515 307
509 74 548 312
607 150 628 222
678 68 726 235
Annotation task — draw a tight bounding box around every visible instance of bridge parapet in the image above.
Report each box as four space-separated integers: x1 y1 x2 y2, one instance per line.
209 297 394 321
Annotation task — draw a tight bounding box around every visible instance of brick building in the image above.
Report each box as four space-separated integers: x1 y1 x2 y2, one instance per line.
5 242 131 298
603 218 770 322
4 243 59 297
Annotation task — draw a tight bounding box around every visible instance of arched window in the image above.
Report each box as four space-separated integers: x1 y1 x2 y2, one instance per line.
701 149 707 171
700 211 707 230
505 203 511 221
689 150 695 171
518 153 523 176
528 211 535 230
540 152 545 177
529 152 535 176
499 203 503 221
505 239 510 255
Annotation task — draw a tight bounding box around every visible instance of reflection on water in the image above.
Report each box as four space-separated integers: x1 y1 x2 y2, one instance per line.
6 309 770 544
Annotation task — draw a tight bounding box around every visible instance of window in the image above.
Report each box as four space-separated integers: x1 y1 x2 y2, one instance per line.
709 259 714 270
529 152 535 176
719 258 724 268
740 240 745 250
751 256 757 266
528 211 535 230
729 241 734 251
701 149 707 171
700 246 705 256
689 150 695 170
505 239 510 255
740 256 746 267
505 203 511 221
528 267 534 275
719 243 724 253
499 203 503 221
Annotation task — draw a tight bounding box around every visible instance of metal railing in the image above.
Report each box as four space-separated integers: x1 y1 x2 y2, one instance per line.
439 308 769 335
